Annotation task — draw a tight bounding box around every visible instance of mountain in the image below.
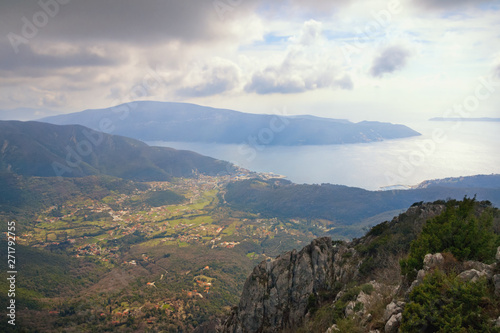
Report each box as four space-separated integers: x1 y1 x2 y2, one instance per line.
224 177 500 230
40 101 421 145
0 120 231 181
223 199 500 332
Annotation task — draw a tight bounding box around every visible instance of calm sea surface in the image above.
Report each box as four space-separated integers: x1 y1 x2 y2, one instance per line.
149 121 500 190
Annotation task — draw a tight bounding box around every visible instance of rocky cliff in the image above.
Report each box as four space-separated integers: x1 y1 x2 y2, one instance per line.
223 237 358 332
222 199 500 333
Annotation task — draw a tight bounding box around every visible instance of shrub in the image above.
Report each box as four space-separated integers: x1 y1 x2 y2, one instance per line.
400 197 498 280
401 270 498 332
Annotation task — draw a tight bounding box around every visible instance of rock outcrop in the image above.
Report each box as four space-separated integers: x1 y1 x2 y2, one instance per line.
222 201 500 333
223 238 357 332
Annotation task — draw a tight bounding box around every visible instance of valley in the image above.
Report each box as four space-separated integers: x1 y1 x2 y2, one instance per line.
0 172 333 332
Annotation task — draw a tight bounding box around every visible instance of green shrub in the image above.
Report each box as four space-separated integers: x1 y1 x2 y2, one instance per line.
401 270 498 332
400 197 498 280
360 283 374 295
336 317 364 333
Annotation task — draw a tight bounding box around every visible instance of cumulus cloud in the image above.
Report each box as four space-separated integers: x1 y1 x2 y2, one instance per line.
291 20 323 45
370 46 411 78
176 58 242 97
245 61 349 94
334 75 354 90
245 20 350 94
245 69 305 94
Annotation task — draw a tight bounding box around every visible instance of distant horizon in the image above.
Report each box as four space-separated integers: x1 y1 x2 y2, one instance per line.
1 99 498 125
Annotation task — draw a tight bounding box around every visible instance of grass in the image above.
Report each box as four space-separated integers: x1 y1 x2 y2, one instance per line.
222 222 240 236
246 252 259 260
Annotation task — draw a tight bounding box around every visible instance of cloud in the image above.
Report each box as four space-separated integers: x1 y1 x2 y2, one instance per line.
0 0 257 46
412 0 497 10
0 42 121 73
495 63 500 78
245 69 306 94
245 20 351 94
291 20 323 45
245 59 349 94
176 58 242 97
370 45 411 78
494 68 500 80
257 0 352 18
39 92 67 108
334 75 354 90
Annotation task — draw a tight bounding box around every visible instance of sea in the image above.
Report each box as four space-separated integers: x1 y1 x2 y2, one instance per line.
149 121 500 191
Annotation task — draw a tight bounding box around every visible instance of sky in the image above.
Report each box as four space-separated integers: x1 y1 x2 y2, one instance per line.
1 0 500 123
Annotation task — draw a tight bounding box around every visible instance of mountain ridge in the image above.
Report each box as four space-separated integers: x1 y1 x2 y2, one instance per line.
0 120 232 181
40 101 421 145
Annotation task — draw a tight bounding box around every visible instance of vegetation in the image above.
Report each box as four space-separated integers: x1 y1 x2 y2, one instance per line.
400 197 499 280
401 270 499 332
294 198 500 333
0 120 229 181
225 179 500 238
0 173 332 331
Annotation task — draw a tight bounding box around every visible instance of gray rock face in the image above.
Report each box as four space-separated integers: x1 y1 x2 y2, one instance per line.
423 253 444 270
494 274 500 297
458 269 488 283
223 238 351 333
464 261 494 278
383 301 405 322
325 324 339 333
496 246 500 262
384 313 402 333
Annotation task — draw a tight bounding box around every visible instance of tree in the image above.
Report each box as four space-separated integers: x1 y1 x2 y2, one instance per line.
400 197 498 280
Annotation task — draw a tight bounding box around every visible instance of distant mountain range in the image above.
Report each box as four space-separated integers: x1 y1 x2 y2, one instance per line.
40 101 421 145
0 120 230 181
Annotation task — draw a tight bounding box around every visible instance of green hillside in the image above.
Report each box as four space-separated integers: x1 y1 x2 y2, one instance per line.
0 120 231 181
